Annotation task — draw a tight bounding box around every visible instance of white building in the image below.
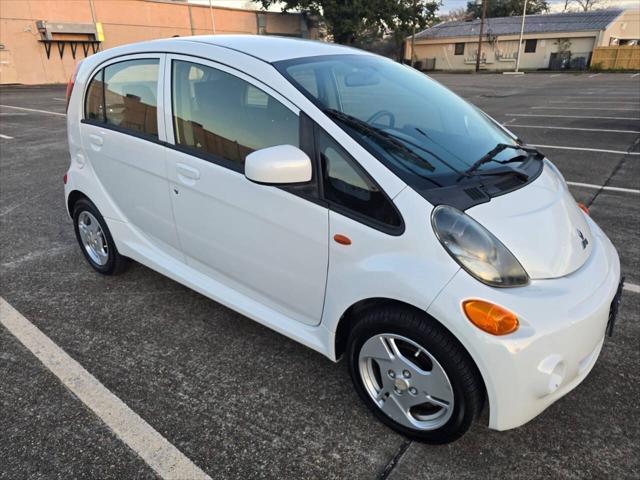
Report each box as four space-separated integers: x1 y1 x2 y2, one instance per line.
406 9 640 71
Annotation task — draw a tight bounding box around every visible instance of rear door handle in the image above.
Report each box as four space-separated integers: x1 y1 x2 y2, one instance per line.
176 163 200 182
89 134 103 146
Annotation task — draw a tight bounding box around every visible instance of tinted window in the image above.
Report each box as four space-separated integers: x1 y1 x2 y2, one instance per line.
85 70 104 121
454 43 465 55
102 59 159 137
172 60 299 168
524 39 537 53
279 55 517 189
318 129 401 229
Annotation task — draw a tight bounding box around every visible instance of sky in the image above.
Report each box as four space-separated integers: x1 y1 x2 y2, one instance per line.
192 0 640 15
438 0 640 14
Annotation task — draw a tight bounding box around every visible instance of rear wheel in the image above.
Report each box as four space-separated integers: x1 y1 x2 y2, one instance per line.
73 198 129 275
347 305 484 444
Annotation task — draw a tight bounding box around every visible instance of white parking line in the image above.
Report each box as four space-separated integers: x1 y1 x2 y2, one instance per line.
0 133 13 140
548 100 637 105
624 282 640 294
0 105 66 117
507 124 640 134
550 74 563 77
52 97 66 101
0 298 211 480
632 73 640 78
531 144 640 155
566 181 640 194
589 73 601 78
532 106 639 112
507 113 640 121
555 96 639 100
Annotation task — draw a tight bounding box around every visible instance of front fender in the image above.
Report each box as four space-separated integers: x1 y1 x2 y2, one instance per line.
321 187 460 338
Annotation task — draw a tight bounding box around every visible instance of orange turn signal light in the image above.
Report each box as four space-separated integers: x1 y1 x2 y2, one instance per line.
333 234 352 245
463 300 519 336
577 202 589 215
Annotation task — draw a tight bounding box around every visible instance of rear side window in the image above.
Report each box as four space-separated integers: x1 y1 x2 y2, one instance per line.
104 59 159 137
84 58 159 138
171 60 299 169
318 129 402 230
85 70 104 121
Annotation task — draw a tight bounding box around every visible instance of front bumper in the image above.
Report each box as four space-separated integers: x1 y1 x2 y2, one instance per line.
427 216 621 431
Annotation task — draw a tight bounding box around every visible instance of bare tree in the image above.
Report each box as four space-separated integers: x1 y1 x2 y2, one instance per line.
438 7 471 22
572 0 606 11
562 0 572 11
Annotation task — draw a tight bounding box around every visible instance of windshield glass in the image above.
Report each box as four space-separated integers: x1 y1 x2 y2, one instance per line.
277 54 521 187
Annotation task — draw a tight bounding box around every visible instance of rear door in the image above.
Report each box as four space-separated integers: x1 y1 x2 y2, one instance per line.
163 55 329 326
80 54 181 255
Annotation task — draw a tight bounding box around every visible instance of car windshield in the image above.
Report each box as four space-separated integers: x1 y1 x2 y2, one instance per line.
276 54 523 187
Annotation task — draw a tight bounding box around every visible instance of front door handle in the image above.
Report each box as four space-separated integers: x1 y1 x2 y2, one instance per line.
176 163 200 182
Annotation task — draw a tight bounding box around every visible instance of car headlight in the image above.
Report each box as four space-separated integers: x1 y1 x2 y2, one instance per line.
431 205 529 287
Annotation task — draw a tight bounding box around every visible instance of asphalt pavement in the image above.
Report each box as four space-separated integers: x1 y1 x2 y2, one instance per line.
1 72 638 479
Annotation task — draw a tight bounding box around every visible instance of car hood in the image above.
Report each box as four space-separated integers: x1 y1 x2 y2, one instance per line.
466 163 592 280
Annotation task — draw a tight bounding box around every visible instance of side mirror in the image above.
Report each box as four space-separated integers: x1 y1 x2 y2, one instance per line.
245 145 312 185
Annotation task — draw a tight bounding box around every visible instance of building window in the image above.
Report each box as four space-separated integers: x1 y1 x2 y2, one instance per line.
524 39 537 53
454 43 465 55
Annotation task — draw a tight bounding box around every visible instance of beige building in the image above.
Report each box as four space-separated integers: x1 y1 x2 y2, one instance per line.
406 9 640 71
0 0 317 85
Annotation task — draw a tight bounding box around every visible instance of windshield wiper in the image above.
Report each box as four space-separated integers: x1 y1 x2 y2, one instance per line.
459 143 541 181
322 108 442 184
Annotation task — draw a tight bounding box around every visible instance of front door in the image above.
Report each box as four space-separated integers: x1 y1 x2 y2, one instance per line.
164 56 329 326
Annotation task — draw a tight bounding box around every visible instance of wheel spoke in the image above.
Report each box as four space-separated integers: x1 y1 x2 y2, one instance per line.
88 220 99 234
361 335 394 363
413 366 453 405
379 393 409 424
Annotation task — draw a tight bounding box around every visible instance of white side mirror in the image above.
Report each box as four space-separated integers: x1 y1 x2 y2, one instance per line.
245 145 312 185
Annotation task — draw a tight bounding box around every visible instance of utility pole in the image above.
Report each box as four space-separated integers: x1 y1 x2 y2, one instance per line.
208 0 216 34
410 0 418 67
514 0 528 72
475 0 488 72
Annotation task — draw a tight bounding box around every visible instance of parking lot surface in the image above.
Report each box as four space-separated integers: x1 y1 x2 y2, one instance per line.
1 73 639 479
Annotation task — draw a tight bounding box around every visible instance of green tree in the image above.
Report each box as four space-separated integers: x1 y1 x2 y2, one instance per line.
253 0 439 47
386 1 440 61
466 0 549 18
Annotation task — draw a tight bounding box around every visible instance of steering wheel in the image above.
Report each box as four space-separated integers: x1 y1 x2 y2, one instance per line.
367 110 395 128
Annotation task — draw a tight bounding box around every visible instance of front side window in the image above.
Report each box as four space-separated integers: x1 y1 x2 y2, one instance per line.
103 59 159 137
318 129 401 229
171 60 299 169
277 55 520 190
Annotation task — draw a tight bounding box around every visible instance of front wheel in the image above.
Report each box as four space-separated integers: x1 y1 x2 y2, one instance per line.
347 306 485 444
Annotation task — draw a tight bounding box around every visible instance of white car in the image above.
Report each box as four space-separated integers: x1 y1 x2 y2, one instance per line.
64 36 623 443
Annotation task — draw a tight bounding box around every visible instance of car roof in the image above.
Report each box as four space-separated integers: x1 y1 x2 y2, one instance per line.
173 35 369 63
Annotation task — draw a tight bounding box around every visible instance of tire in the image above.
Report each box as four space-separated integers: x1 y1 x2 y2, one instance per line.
72 198 129 275
347 304 484 444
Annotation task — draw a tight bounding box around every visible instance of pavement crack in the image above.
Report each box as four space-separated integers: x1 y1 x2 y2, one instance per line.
378 440 412 480
587 136 639 208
